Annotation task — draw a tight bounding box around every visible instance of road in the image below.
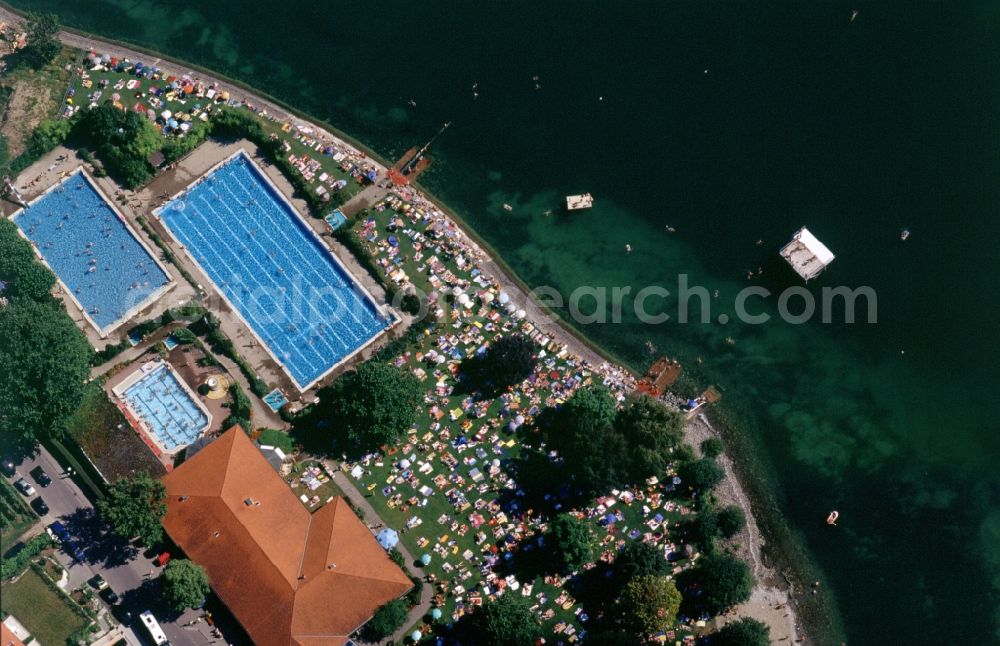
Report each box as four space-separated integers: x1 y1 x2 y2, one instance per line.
4 447 243 646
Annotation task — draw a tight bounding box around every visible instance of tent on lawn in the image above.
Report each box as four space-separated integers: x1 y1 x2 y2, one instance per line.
376 527 399 550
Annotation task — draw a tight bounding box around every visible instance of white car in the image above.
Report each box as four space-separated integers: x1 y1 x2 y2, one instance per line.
14 477 36 497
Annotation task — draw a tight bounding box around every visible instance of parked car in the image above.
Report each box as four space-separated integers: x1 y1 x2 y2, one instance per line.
68 542 86 562
100 587 121 605
14 477 35 497
153 551 170 567
29 466 51 488
30 497 49 515
89 574 109 590
49 521 71 543
0 458 15 477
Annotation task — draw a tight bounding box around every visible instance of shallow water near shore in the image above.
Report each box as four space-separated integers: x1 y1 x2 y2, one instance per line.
8 0 1000 642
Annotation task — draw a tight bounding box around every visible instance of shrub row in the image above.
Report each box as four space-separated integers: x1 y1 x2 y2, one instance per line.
1 534 52 580
223 381 252 431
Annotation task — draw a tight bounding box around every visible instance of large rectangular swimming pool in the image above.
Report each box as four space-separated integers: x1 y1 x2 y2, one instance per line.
13 170 172 334
157 152 389 389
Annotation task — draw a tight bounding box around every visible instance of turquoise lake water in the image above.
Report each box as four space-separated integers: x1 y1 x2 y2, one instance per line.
8 1 999 642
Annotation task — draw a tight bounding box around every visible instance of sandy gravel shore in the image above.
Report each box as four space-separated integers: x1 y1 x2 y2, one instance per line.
687 414 805 642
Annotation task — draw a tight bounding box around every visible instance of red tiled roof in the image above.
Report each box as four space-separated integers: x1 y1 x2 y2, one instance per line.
162 427 411 646
1 622 25 646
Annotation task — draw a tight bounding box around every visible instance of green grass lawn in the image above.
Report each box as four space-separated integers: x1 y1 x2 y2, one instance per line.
0 568 88 645
79 63 364 204
334 200 700 639
288 460 347 511
0 479 38 554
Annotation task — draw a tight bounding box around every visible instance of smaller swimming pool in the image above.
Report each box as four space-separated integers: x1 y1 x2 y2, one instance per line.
114 360 212 454
262 388 288 413
325 209 349 230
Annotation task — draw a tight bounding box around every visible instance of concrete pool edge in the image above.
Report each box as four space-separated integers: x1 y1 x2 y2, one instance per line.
112 358 213 457
152 147 399 393
8 167 178 339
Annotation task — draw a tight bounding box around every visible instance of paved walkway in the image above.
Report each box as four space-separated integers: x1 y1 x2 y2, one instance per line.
213 352 285 429
328 465 433 645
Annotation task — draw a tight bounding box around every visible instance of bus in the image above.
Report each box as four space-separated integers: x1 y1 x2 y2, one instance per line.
138 610 169 645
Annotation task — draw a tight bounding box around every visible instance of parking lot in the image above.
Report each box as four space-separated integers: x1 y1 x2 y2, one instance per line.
3 447 246 646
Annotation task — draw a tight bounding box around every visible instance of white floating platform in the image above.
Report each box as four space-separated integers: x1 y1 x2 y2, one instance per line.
566 193 594 210
780 227 834 281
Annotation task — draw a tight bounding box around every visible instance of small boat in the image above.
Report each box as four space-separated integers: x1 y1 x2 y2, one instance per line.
900 228 910 241
850 9 859 22
827 510 839 525
502 203 513 212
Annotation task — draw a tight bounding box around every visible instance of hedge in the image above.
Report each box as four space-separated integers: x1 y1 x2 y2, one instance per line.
1 534 52 580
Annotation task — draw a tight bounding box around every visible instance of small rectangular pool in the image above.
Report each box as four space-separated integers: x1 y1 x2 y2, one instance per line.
113 360 212 455
156 152 391 390
12 170 173 336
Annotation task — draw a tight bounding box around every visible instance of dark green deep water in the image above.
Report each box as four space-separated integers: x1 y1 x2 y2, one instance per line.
8 1 1000 642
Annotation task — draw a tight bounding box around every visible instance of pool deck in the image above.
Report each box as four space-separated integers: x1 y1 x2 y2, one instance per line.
105 351 225 462
8 165 178 338
2 140 409 404
110 358 214 457
152 148 396 392
3 147 200 352
134 139 408 398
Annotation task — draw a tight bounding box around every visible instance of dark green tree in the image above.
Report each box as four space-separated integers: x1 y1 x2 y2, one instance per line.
678 458 725 493
0 299 92 451
618 574 682 636
582 631 636 646
162 559 211 611
552 384 618 439
544 385 630 495
20 13 61 69
96 473 167 546
686 553 754 614
614 541 670 585
326 361 423 450
714 617 770 646
460 333 537 395
0 219 56 301
688 507 720 551
546 513 595 574
717 505 746 539
700 437 724 459
615 395 684 479
464 594 542 646
574 425 631 495
77 105 157 188
362 599 408 641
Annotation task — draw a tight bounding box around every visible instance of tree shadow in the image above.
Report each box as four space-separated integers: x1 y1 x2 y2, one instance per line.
288 385 360 459
58 507 139 568
566 562 622 629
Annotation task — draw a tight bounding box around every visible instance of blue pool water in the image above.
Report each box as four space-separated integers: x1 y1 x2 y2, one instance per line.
14 172 171 331
122 363 208 452
324 209 348 230
159 154 387 388
262 388 289 412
